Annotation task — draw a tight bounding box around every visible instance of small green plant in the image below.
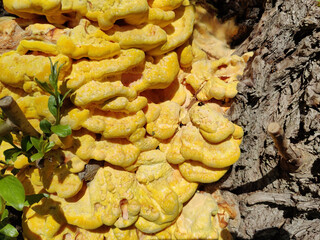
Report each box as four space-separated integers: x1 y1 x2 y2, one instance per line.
1 58 72 164
0 174 48 239
0 175 24 239
35 58 72 137
0 58 72 238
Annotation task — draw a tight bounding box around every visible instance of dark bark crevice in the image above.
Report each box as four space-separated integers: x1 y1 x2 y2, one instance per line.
214 0 320 238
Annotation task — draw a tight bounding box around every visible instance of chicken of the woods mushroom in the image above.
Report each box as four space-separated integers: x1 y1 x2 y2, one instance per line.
0 0 252 239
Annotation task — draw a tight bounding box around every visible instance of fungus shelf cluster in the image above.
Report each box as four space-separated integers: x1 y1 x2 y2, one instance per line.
0 0 251 239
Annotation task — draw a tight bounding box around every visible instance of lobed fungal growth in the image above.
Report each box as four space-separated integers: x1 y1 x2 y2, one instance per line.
0 1 252 239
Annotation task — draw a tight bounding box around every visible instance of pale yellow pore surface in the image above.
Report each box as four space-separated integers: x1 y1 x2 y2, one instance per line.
57 19 121 60
197 76 238 101
146 101 181 140
0 52 71 89
130 52 180 93
185 59 212 91
47 159 193 233
196 53 253 101
147 5 195 56
106 24 167 51
67 49 145 90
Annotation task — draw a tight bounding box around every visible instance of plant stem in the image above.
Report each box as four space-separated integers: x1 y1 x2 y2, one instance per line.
0 119 18 136
0 96 40 138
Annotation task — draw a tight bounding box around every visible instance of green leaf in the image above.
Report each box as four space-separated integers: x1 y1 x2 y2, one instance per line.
30 137 41 152
51 124 72 137
21 136 33 152
48 95 57 118
0 223 19 238
1 209 8 221
34 78 54 95
44 141 55 153
24 193 49 206
0 175 25 211
3 149 21 163
61 89 72 105
0 197 5 216
30 152 44 162
40 120 52 135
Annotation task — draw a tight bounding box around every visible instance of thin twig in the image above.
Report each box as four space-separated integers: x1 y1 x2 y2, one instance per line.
0 118 19 136
0 96 40 137
267 122 303 172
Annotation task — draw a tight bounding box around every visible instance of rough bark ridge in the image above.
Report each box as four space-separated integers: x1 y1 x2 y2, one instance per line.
214 0 320 239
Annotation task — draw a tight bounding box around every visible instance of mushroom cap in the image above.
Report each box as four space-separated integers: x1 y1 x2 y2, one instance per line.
56 19 121 60
148 5 195 56
106 24 167 51
67 49 145 90
146 101 181 140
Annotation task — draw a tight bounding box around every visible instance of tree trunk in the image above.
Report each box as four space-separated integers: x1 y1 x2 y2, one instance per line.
211 0 320 239
1 0 320 239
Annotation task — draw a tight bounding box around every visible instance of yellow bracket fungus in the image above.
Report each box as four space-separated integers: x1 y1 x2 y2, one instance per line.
0 52 71 90
101 96 148 113
67 49 145 90
150 0 185 11
40 156 83 198
72 80 137 108
179 161 229 183
125 8 176 28
189 103 235 143
81 110 146 139
73 130 140 167
146 101 180 140
57 19 121 60
163 124 240 169
130 52 180 93
106 24 167 51
0 1 252 238
148 5 195 56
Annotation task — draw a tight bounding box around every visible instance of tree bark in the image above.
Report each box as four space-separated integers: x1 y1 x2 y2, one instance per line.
1 0 320 239
211 0 320 239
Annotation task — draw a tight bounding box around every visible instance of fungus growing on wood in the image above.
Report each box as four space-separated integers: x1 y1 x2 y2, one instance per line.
0 0 253 238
